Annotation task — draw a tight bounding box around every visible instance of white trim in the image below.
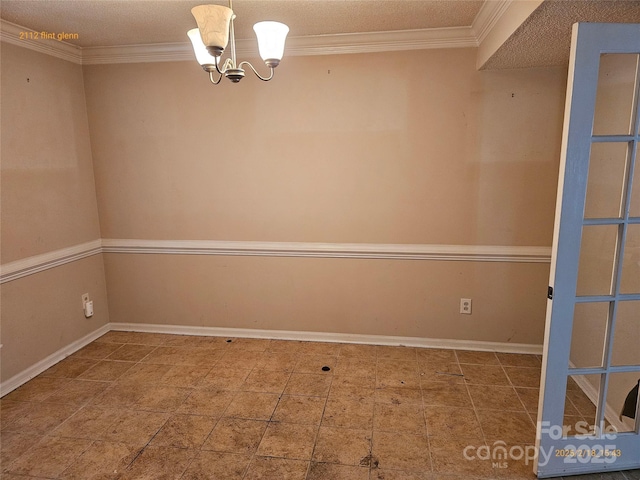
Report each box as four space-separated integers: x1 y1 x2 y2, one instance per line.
0 324 110 397
0 240 102 284
102 238 552 263
0 238 552 284
0 19 82 64
471 0 513 44
2 18 482 66
110 322 543 355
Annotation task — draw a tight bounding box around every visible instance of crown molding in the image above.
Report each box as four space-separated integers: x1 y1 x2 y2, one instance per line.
2 18 481 66
471 0 513 44
0 19 82 64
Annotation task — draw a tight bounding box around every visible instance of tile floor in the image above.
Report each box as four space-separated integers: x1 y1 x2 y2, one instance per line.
1 331 638 479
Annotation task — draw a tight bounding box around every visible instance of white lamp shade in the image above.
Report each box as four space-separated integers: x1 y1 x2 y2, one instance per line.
187 28 218 66
191 5 233 51
253 21 289 62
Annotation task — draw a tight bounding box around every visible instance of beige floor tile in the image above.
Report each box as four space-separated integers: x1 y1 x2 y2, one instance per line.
4 435 92 478
515 387 540 413
416 348 457 364
102 410 170 448
150 413 217 448
0 431 42 467
372 431 431 472
164 335 228 349
60 440 138 479
52 406 122 439
491 443 538 480
421 382 472 408
141 346 223 366
322 396 374 429
455 350 500 365
333 357 377 378
117 363 173 384
378 359 420 379
419 363 464 385
224 391 280 420
202 417 268 454
90 382 148 408
216 350 266 369
176 388 235 417
39 357 98 379
267 340 307 353
375 386 423 405
2 402 79 435
429 436 492 477
307 462 370 479
199 367 251 390
79 360 135 381
371 469 428 479
294 354 338 374
377 346 417 361
496 353 541 368
241 368 291 393
225 337 271 352
256 352 300 371
134 385 192 412
459 364 510 386
374 403 427 434
106 344 157 362
329 376 376 399
97 331 170 345
73 342 124 360
257 422 317 460
476 409 536 444
503 366 541 388
2 376 70 403
312 426 371 466
297 342 343 356
284 373 332 397
424 406 483 440
119 445 196 479
565 388 597 417
0 401 33 429
339 343 377 359
43 379 110 406
182 451 251 479
244 456 309 480
467 384 525 411
160 364 212 387
272 395 326 424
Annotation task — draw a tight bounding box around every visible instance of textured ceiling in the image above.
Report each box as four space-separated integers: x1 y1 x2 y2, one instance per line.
484 0 640 69
0 0 484 48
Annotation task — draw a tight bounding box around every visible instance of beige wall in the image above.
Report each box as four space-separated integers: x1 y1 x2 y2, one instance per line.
84 48 566 344
85 49 565 246
0 43 109 382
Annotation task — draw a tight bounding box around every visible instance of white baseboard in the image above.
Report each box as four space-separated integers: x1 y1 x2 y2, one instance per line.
0 322 542 398
0 324 110 397
109 322 544 355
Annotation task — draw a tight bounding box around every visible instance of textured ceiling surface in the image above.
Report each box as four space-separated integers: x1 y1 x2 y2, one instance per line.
0 0 484 47
484 0 640 69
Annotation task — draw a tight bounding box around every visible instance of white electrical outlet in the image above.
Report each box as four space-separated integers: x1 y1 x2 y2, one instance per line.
460 298 472 314
82 293 93 318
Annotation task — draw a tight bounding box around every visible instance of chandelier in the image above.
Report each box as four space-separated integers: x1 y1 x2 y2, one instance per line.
187 1 289 84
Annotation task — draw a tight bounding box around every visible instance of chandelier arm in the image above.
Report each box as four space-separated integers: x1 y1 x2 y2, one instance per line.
209 70 223 85
238 61 274 82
